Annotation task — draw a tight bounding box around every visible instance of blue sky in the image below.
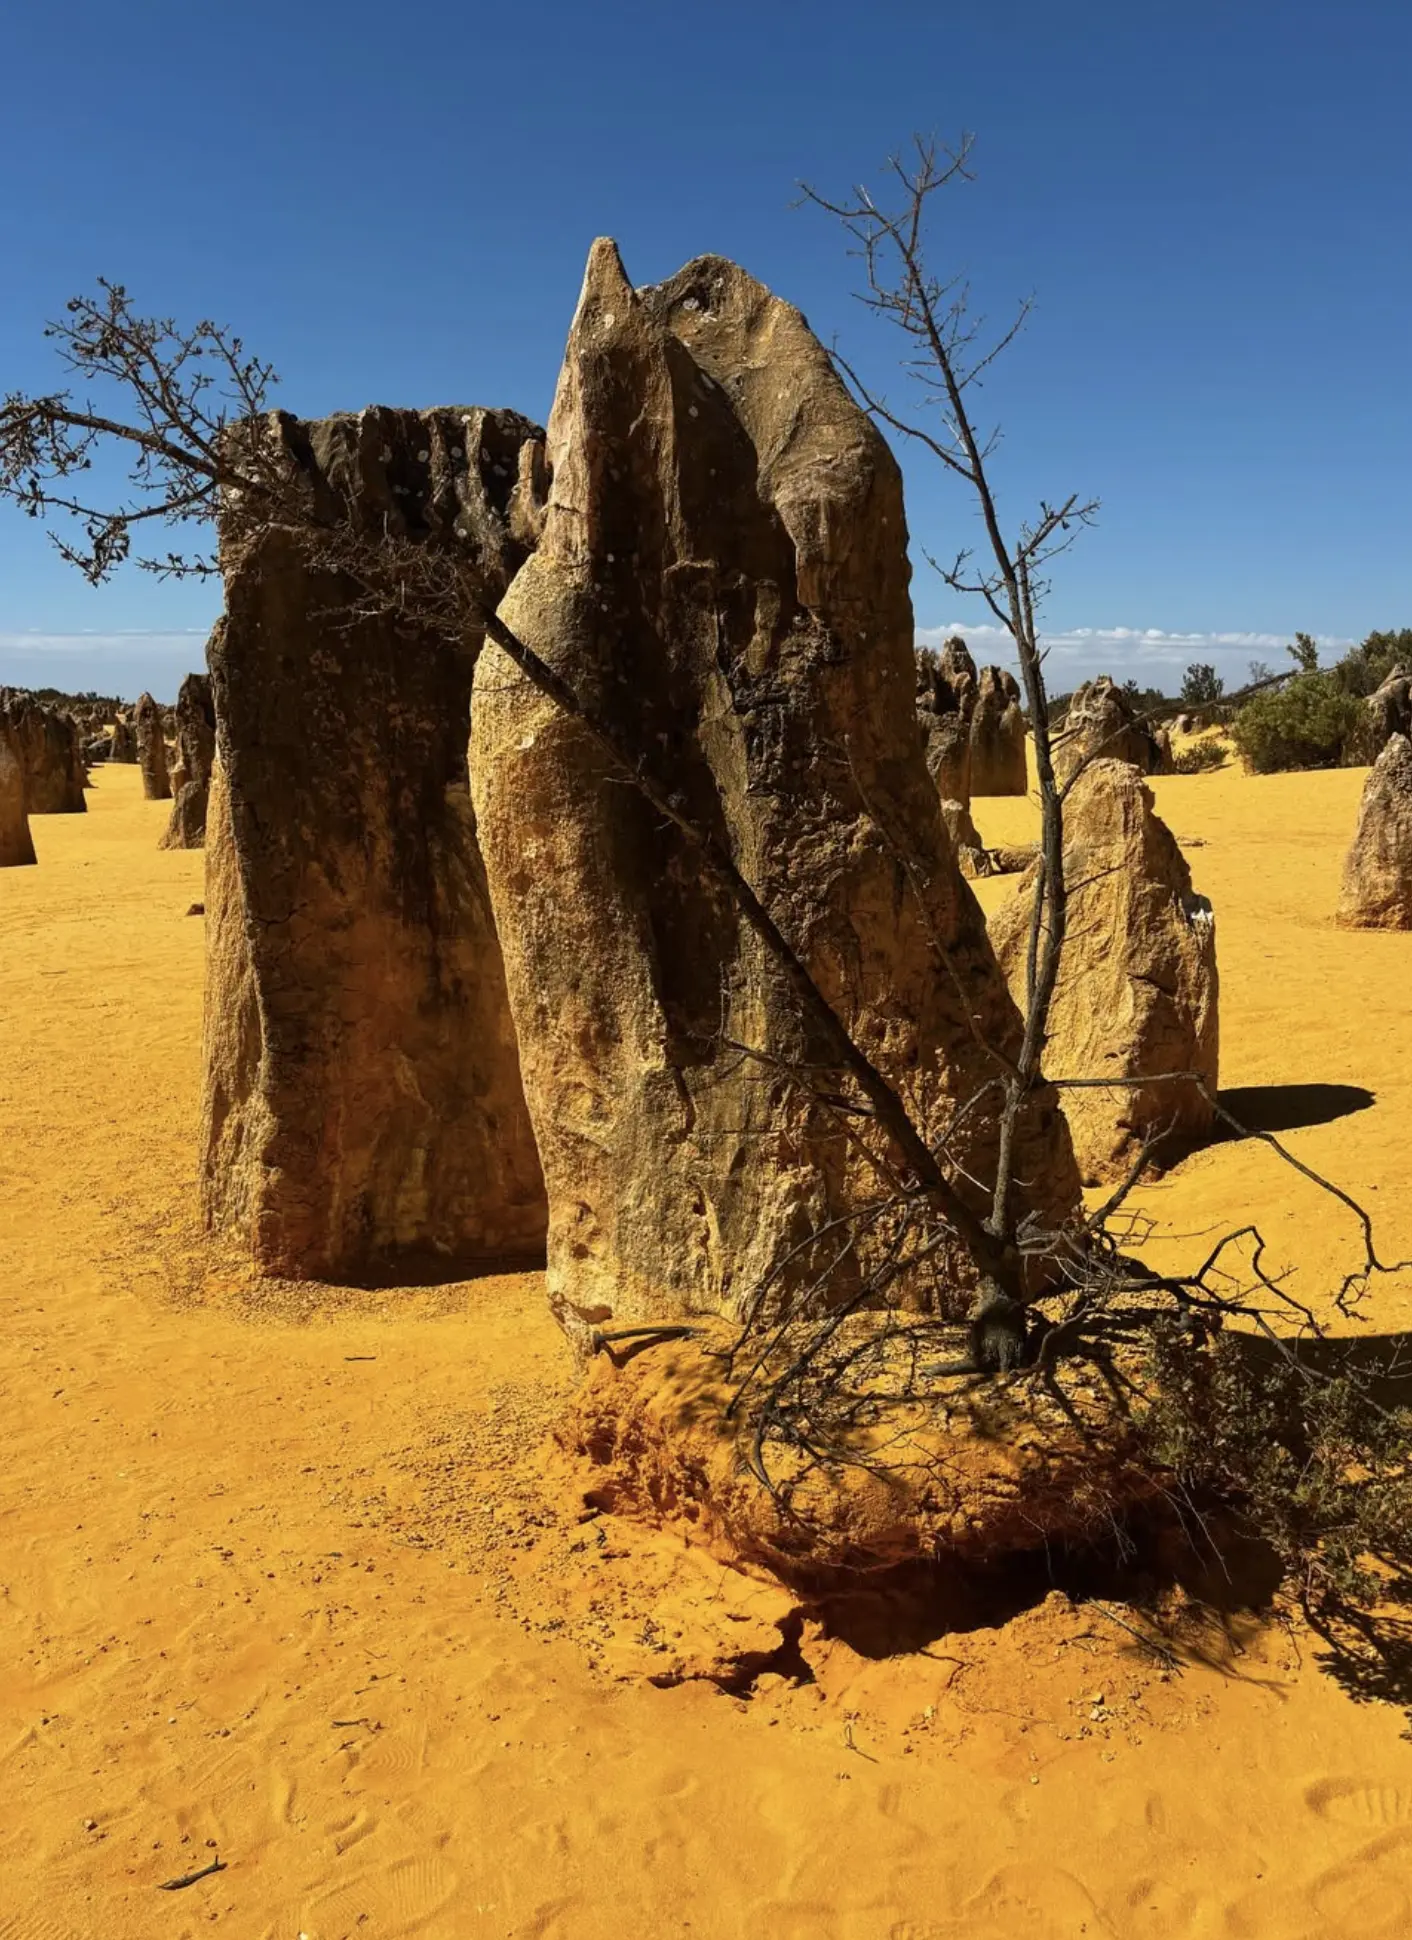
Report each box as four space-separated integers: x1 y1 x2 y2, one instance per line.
2 0 1407 699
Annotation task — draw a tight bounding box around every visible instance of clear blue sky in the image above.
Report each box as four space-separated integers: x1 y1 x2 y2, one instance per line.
2 0 1407 699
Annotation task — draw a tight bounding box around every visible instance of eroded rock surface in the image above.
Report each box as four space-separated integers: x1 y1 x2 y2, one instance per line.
990 758 1218 1182
1055 675 1164 784
561 1325 1158 1582
0 719 37 866
135 693 172 801
0 697 86 813
916 641 1027 798
202 404 548 1281
1337 733 1412 929
472 241 1079 1340
969 665 1028 795
1353 666 1412 765
160 665 218 850
916 639 975 801
109 714 137 762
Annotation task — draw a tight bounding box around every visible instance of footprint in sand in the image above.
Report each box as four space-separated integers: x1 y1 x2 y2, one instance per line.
1305 1775 1412 1829
326 1803 380 1855
353 1724 428 1784
305 1849 460 1936
1307 1830 1412 1937
268 1760 299 1827
0 1916 79 1940
963 1862 1115 1939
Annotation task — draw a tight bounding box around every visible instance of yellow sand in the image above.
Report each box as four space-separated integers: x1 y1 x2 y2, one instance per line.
3 760 1411 1940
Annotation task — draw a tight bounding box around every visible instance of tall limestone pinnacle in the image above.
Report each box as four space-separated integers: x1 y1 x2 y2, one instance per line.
201 404 549 1282
472 239 1080 1342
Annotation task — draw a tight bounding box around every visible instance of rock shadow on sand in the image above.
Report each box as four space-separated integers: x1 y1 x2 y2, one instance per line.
1217 1082 1375 1136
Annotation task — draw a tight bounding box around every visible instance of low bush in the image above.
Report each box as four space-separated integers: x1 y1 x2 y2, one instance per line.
1230 673 1362 774
1172 739 1228 774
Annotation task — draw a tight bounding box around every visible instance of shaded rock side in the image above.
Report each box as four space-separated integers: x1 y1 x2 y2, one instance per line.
159 664 218 850
201 404 549 1281
915 638 975 801
1055 675 1164 784
1336 732 1412 929
472 242 1080 1340
1351 666 1412 765
134 693 172 800
969 665 1028 795
990 759 1218 1183
0 698 87 812
0 720 37 866
940 795 985 866
109 714 137 762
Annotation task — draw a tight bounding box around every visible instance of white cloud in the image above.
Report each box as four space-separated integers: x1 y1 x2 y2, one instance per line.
2 622 1363 707
0 630 208 702
915 623 1357 689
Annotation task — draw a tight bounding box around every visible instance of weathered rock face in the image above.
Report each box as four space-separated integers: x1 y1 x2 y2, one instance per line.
939 795 984 864
915 641 1026 798
134 693 172 801
561 1323 1160 1584
472 241 1080 1340
0 699 87 812
0 719 37 866
1056 675 1164 784
159 666 218 850
990 759 1218 1183
1336 733 1412 929
109 714 137 762
969 666 1028 795
915 639 975 801
202 404 549 1282
1153 725 1175 775
1352 666 1412 765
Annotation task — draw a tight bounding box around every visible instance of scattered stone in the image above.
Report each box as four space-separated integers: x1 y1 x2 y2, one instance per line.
134 693 172 801
203 403 549 1281
1336 733 1412 929
990 758 1219 1183
159 666 217 850
1055 676 1165 784
186 902 205 917
473 241 1079 1340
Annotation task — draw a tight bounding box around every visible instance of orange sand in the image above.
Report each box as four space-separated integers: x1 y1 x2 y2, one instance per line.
3 760 1411 1940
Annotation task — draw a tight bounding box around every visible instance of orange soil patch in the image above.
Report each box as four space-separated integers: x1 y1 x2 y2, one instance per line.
2 759 1411 1939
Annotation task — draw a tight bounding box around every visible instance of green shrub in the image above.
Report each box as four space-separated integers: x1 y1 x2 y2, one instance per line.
1172 739 1228 774
1230 672 1361 773
1336 628 1412 699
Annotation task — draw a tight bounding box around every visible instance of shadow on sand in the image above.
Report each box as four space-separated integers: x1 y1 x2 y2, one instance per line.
1217 1081 1375 1136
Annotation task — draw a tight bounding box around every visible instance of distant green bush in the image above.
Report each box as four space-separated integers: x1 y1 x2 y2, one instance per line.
1230 672 1361 774
1172 738 1228 774
1335 628 1412 699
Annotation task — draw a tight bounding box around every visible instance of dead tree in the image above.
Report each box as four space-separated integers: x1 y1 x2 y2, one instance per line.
4 248 1409 1651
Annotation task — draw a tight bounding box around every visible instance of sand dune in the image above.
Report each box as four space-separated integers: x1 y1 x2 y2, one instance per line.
2 760 1410 1938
